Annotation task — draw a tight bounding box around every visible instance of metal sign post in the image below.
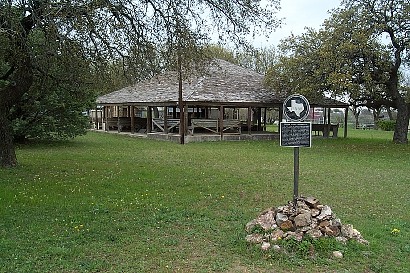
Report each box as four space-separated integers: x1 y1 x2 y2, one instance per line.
294 147 299 208
281 94 311 209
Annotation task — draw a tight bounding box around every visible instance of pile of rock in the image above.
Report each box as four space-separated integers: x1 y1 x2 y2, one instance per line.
245 196 368 251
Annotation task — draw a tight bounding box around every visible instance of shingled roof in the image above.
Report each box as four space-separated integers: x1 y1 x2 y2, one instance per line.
96 59 283 107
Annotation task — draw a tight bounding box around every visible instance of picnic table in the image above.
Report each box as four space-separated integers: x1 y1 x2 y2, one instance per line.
312 123 339 137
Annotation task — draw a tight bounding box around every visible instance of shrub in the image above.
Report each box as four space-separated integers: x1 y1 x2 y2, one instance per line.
377 120 396 131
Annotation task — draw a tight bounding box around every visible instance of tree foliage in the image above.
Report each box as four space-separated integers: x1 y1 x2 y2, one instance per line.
265 0 410 143
343 0 410 143
0 0 281 167
9 36 96 141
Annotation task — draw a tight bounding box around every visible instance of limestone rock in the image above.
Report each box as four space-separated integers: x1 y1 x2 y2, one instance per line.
280 220 294 231
281 205 294 215
270 229 284 241
319 220 330 228
272 244 281 252
335 236 348 244
317 205 332 221
306 228 323 239
296 201 310 211
311 208 320 217
322 225 340 237
285 231 304 242
261 242 271 251
299 225 311 232
257 208 276 230
296 208 311 215
294 212 312 227
294 232 304 242
356 237 369 245
304 196 320 208
341 224 355 239
332 251 343 259
275 213 288 226
246 234 263 244
245 196 368 247
332 218 342 228
245 219 258 233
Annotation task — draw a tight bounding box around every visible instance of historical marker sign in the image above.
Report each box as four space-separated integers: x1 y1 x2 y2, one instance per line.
283 94 310 122
280 122 312 147
281 94 311 208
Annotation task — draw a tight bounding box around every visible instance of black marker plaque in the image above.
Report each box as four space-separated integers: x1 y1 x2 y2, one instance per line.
280 122 311 147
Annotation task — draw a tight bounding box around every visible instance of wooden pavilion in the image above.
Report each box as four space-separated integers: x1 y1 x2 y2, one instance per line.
95 59 349 142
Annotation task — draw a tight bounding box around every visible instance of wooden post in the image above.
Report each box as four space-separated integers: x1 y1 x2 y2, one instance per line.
164 106 168 134
172 106 177 119
117 106 120 133
102 106 106 131
178 55 185 144
263 107 267 131
257 108 262 131
130 106 135 134
247 107 252 135
219 106 224 138
184 104 189 135
327 107 331 135
279 105 283 121
344 107 348 138
147 106 152 133
328 107 331 124
312 107 315 122
94 105 98 129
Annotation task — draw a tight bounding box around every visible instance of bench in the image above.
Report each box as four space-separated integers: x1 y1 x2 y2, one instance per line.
106 117 148 132
361 124 375 130
191 119 241 134
222 119 241 134
152 118 180 132
106 117 131 132
191 119 219 134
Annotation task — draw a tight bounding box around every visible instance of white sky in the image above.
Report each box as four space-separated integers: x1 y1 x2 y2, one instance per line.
254 0 342 47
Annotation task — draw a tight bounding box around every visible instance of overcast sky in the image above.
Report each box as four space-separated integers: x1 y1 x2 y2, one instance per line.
254 0 342 47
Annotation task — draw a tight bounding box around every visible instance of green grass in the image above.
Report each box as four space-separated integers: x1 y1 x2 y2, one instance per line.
0 129 409 272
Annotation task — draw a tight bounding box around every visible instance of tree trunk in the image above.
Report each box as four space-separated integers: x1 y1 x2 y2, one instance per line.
393 98 409 144
386 107 394 120
0 109 17 167
372 108 381 130
0 59 34 167
350 105 361 129
387 65 408 143
0 5 36 168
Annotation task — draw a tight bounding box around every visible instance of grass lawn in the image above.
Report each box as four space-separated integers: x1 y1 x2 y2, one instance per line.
0 129 409 272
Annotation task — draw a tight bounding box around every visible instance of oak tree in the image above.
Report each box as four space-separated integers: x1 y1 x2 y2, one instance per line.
265 0 409 143
0 0 280 167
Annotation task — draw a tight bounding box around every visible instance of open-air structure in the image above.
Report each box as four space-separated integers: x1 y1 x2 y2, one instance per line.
94 59 349 142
